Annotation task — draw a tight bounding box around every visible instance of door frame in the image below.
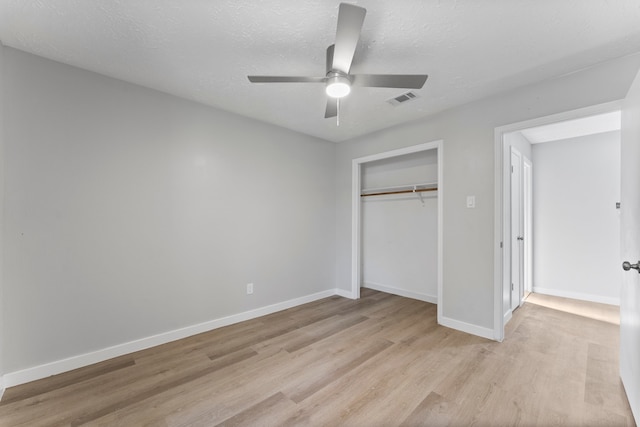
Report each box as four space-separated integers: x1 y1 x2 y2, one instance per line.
510 146 524 311
523 156 533 298
493 100 622 341
351 140 443 317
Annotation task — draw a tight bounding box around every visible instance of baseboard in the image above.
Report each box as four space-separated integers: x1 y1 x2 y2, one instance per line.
363 282 437 304
532 286 620 306
503 309 513 325
0 376 5 401
334 288 355 299
438 315 496 341
3 288 343 388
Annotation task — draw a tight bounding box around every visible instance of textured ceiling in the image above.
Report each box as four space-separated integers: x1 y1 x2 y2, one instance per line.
1 1 640 142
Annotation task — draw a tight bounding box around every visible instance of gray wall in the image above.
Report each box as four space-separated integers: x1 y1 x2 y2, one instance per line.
335 53 640 332
532 131 621 304
2 48 336 373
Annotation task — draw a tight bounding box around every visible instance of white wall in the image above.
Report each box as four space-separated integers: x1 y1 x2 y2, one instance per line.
361 150 438 189
335 53 640 338
2 48 336 375
532 131 621 305
361 150 438 302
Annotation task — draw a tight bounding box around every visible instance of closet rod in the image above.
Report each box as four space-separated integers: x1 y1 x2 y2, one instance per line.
361 187 438 197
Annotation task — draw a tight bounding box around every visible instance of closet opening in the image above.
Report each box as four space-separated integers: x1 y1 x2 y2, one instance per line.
351 141 443 322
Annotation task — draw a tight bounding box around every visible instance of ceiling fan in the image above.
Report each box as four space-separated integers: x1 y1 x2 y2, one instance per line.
247 3 428 122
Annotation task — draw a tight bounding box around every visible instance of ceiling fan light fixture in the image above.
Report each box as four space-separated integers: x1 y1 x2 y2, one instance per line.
325 75 351 98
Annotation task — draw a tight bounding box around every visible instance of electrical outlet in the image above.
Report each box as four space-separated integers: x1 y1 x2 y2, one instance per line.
246 283 254 295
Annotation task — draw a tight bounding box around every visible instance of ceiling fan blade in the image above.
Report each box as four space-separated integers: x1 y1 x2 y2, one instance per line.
332 3 366 74
248 76 326 83
326 45 335 75
352 74 428 88
325 97 338 118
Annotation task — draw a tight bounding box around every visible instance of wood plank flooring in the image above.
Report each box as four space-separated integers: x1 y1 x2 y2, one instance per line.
525 292 620 325
0 289 635 426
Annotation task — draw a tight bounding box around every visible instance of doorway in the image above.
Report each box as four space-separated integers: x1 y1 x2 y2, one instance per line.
351 141 443 320
493 101 622 341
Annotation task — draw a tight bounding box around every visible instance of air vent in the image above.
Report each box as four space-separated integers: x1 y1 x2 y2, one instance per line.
387 91 419 106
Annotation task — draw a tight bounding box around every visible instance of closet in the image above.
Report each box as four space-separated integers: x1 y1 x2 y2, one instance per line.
360 148 439 303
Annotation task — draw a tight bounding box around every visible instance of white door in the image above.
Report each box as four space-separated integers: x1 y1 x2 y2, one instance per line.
510 148 523 310
620 69 640 422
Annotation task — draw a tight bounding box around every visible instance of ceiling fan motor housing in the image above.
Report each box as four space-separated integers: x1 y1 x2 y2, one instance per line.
325 71 351 98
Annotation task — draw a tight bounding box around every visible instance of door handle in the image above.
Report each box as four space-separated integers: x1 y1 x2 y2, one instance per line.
622 261 640 273
517 236 524 241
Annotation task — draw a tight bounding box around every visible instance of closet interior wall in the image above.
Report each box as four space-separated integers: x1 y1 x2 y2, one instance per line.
361 149 438 303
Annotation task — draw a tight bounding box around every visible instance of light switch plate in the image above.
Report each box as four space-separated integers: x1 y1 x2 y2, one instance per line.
466 196 476 208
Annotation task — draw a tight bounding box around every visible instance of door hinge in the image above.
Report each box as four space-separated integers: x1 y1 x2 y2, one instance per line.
500 241 503 248
511 166 514 173
511 283 514 291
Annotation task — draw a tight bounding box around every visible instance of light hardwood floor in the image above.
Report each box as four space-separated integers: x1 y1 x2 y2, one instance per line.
0 289 635 426
525 292 620 325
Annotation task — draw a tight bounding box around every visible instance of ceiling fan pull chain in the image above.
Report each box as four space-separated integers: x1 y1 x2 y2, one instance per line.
337 98 340 126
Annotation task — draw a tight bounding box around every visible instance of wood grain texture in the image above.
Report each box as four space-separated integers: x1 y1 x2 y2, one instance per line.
0 289 635 426
526 292 620 325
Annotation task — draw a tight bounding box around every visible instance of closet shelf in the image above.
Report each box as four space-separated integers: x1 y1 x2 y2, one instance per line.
360 182 438 198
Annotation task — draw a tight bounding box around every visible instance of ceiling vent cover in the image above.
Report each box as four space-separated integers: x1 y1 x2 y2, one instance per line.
387 91 419 106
